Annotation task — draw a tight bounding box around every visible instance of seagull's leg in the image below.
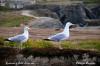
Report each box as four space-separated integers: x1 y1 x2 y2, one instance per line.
18 43 23 50
16 42 20 48
20 43 23 50
58 44 63 49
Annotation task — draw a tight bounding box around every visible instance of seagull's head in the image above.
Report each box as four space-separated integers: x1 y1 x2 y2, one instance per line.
66 22 74 26
24 26 30 30
65 22 77 29
67 22 78 29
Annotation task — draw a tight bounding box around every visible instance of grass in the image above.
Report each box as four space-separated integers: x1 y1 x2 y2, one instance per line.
60 40 100 51
1 38 53 48
23 39 53 48
0 37 100 51
0 11 32 27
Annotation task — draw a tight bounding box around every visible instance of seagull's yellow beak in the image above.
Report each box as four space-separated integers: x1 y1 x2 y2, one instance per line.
70 24 77 28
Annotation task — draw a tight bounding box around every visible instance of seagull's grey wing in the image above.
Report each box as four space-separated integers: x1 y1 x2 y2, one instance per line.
48 33 66 41
8 35 26 42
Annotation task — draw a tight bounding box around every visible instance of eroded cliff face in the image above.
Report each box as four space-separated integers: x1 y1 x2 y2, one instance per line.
0 48 100 66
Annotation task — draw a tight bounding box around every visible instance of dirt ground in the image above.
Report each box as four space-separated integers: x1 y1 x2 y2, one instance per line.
0 27 100 40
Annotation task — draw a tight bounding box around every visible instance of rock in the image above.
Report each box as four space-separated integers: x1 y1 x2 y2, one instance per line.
25 4 100 27
30 17 63 28
91 5 100 19
32 9 59 19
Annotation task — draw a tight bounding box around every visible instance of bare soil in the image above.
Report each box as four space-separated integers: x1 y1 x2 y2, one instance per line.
0 27 100 40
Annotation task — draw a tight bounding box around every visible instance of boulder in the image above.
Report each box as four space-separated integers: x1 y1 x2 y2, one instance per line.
30 17 63 28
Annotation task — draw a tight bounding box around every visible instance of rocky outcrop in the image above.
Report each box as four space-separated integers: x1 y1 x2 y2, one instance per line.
29 17 63 28
25 3 98 27
53 4 88 27
91 5 100 19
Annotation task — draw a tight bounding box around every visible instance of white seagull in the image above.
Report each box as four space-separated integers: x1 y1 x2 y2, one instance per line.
6 26 30 49
47 22 74 41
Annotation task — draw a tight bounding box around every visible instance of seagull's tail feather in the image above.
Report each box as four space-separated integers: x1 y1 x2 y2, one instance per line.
4 39 11 41
43 39 52 41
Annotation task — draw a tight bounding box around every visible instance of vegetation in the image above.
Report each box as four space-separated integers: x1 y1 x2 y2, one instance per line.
61 40 100 51
0 37 100 51
1 38 53 48
0 11 32 27
23 39 53 48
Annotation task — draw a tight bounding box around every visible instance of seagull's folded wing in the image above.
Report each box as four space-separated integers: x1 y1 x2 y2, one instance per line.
48 33 66 41
8 34 26 42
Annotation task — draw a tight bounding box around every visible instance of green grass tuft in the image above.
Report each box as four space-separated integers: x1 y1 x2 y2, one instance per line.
79 40 100 51
23 39 53 48
61 40 100 51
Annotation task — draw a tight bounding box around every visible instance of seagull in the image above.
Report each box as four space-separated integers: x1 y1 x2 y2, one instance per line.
45 22 74 41
5 26 30 49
